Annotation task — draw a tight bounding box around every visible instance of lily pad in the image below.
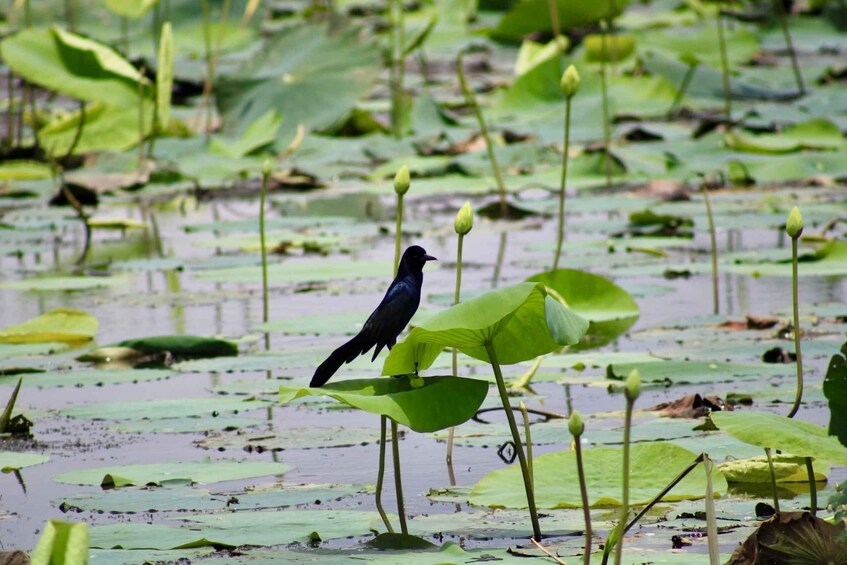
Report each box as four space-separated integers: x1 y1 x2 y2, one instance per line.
470 442 727 509
279 376 488 434
0 451 50 472
0 309 97 344
54 459 290 487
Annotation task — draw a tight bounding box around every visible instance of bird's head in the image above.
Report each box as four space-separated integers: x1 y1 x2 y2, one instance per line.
401 245 437 272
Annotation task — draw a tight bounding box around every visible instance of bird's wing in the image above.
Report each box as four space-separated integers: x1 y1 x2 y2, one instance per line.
361 276 420 359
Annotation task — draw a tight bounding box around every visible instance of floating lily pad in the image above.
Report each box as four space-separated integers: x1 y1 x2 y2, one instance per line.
719 455 829 483
0 309 97 344
470 442 726 509
60 397 269 422
55 459 290 487
0 451 50 472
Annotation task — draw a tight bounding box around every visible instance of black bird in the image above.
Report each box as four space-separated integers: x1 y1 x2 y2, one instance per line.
310 245 437 387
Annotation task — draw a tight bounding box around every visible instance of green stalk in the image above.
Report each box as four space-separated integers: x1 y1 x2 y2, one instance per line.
572 426 592 564
259 162 271 350
547 0 561 38
392 419 408 534
24 0 32 26
394 194 404 276
703 453 719 565
375 417 395 533
64 101 87 162
774 0 804 95
457 53 507 218
787 235 803 418
716 6 732 120
6 69 15 148
599 27 612 189
668 63 697 116
806 457 817 516
702 183 719 315
519 402 534 490
553 95 573 271
447 232 465 464
765 447 781 513
0 378 22 434
121 16 129 57
487 341 542 540
613 399 633 564
389 0 406 139
137 68 146 169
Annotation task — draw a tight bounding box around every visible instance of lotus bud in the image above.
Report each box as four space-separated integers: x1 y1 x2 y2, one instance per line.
625 368 641 402
568 410 584 437
454 201 473 236
786 206 803 239
262 159 273 178
560 65 580 98
394 165 410 196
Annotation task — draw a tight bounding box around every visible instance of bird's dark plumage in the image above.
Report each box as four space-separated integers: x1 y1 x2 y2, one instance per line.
310 245 437 387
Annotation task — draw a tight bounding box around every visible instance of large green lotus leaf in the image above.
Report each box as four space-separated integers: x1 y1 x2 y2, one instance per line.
103 0 158 19
31 520 88 565
492 0 629 42
526 269 640 327
470 442 726 509
725 118 844 155
279 376 488 433
0 451 50 472
719 455 829 483
54 459 290 487
0 26 148 107
382 283 589 376
606 360 787 385
0 309 97 344
635 23 759 69
711 411 847 466
60 397 268 421
59 483 368 513
89 510 384 549
216 24 380 143
38 100 154 156
723 240 847 277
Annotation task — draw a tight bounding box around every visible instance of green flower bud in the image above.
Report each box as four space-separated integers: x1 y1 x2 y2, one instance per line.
568 410 584 437
262 159 273 178
786 206 804 239
625 368 641 402
394 165 410 195
454 201 473 236
560 65 580 98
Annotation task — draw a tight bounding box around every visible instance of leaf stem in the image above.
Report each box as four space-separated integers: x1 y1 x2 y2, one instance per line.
764 447 781 513
716 6 732 120
553 95 572 271
613 396 634 564
703 453 719 565
520 402 534 490
394 194 404 277
573 433 592 564
806 457 817 516
668 63 697 116
599 25 612 189
259 164 271 350
787 235 803 418
774 0 804 95
702 183 719 315
447 232 465 464
391 419 408 534
486 341 542 540
65 100 86 162
458 52 507 218
375 416 395 533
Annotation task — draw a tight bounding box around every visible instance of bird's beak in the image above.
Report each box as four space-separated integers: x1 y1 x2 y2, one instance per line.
424 254 437 262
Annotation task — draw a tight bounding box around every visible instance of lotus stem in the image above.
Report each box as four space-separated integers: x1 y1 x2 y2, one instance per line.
599 24 612 189
0 378 22 433
64 101 86 162
487 341 542 540
613 370 640 565
520 402 534 489
570 413 592 564
703 453 719 565
391 419 408 534
199 0 231 139
553 94 573 271
24 0 32 26
806 457 817 516
668 62 697 116
702 183 719 315
6 69 14 148
259 162 271 349
375 416 395 533
390 0 405 139
765 447 780 513
65 0 77 32
394 194 404 275
457 52 507 218
61 180 91 266
774 0 804 95
492 231 506 287
121 16 129 57
447 232 465 464
547 0 561 38
716 5 732 120
137 68 146 170
787 233 804 418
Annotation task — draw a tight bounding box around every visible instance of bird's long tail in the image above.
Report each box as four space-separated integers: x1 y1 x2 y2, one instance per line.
310 333 372 387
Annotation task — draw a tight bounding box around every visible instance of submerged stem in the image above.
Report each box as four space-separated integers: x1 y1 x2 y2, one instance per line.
787 235 804 418
487 342 542 540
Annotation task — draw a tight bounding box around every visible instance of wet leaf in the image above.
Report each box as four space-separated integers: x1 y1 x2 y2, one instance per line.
718 455 829 483
470 442 726 509
55 459 290 487
31 520 88 565
0 309 97 344
279 376 488 433
493 0 630 42
0 451 50 472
